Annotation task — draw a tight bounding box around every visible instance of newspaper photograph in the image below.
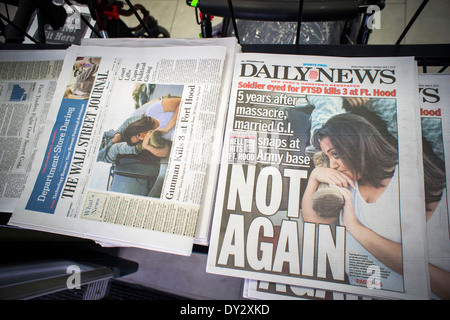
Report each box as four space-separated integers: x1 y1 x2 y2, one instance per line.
9 44 227 255
0 50 65 213
207 53 430 299
418 74 450 300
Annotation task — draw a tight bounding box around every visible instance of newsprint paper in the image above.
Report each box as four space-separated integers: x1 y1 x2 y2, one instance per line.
418 74 450 300
0 50 65 213
244 73 450 301
9 44 227 256
80 37 240 246
207 53 430 299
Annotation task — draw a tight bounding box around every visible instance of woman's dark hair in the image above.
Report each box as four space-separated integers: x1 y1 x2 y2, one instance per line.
422 137 446 209
122 116 156 145
313 113 398 188
423 153 446 208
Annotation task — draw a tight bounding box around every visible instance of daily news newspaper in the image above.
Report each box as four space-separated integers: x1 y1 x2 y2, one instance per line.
9 44 227 255
0 50 65 213
207 52 430 299
244 73 450 301
418 74 450 300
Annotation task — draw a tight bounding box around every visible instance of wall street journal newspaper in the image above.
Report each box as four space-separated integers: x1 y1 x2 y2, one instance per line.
207 53 430 299
9 44 228 255
80 37 240 246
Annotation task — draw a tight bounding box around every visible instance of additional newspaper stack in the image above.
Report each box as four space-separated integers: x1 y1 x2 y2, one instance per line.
418 74 450 300
0 50 66 213
8 40 237 256
206 52 430 299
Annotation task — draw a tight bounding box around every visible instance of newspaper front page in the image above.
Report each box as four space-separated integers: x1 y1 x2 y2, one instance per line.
0 50 65 213
207 53 430 299
80 37 240 246
418 74 450 300
9 44 227 255
244 73 450 301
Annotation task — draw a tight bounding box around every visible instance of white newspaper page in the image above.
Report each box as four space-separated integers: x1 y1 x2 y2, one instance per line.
0 50 65 213
243 279 373 300
207 53 429 299
418 74 450 300
9 44 227 255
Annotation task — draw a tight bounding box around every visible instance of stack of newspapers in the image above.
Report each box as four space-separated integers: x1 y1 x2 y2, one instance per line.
1 38 449 300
